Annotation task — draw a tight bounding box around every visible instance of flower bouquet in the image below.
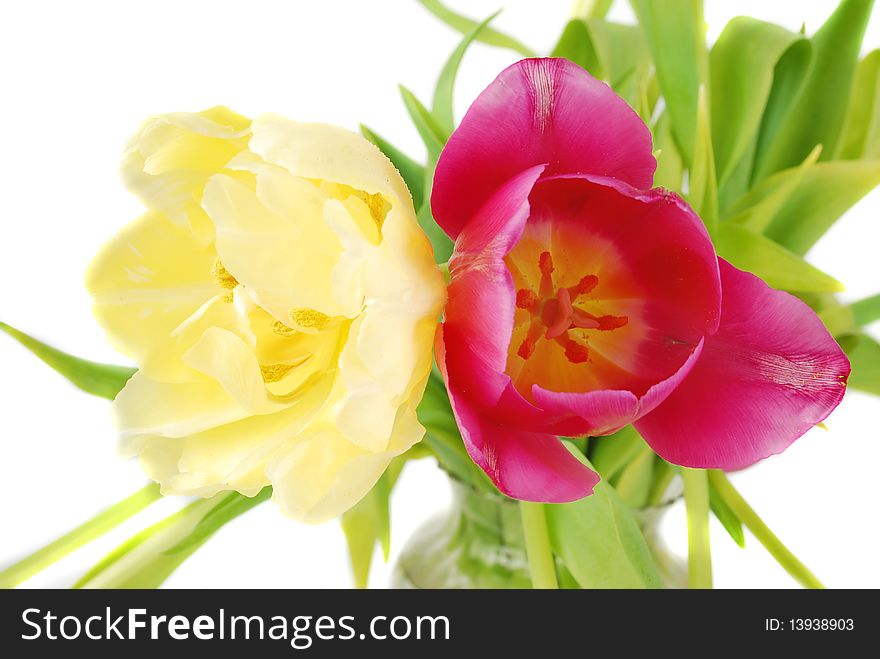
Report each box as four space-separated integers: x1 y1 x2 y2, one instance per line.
2 0 878 590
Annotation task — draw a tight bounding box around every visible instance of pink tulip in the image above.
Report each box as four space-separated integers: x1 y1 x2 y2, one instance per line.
433 58 850 502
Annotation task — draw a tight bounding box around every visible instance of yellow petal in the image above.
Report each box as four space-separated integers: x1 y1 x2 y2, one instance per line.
86 212 219 382
122 107 250 244
202 171 346 322
248 116 413 211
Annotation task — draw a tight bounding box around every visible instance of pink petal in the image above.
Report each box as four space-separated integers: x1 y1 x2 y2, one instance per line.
635 260 851 470
441 165 546 408
445 373 599 502
432 58 656 240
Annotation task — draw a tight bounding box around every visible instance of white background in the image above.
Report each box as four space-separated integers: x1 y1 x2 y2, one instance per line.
1 0 878 589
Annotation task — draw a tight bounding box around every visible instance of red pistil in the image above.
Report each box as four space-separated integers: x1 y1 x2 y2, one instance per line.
513 251 628 365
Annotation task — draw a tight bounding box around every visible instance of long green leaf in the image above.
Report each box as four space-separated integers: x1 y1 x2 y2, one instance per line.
851 293 880 326
753 0 874 180
360 125 425 209
849 333 880 396
0 321 134 400
584 19 651 105
75 489 268 588
714 223 844 293
433 13 497 136
630 0 707 163
708 478 745 548
710 18 802 184
653 112 684 191
765 160 880 255
725 144 822 233
399 84 446 160
589 425 644 481
552 20 602 78
750 39 813 184
708 471 823 588
546 454 662 589
341 457 408 589
415 0 536 57
572 0 614 20
689 86 718 235
0 483 161 588
836 50 880 160
612 447 656 509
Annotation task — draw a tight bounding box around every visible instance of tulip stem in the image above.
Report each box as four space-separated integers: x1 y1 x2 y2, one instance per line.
707 471 824 589
681 468 713 589
0 482 161 588
520 501 559 589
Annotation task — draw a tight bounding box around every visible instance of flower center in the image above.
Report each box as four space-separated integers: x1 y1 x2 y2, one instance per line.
513 251 628 365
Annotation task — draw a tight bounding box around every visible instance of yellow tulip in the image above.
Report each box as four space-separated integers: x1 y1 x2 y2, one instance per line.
87 108 446 522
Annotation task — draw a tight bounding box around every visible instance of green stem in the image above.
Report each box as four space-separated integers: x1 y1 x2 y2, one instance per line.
851 292 880 326
519 501 559 589
708 471 824 589
681 468 713 589
0 483 161 588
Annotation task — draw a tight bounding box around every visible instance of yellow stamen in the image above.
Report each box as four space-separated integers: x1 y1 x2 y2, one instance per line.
212 258 238 290
260 363 296 383
271 321 297 336
289 307 332 331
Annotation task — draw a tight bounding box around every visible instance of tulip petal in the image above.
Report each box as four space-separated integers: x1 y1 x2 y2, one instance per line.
635 260 850 469
86 212 219 382
443 370 599 502
432 58 656 239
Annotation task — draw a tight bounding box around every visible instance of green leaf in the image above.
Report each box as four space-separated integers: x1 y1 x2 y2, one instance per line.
725 144 822 233
399 84 447 160
612 447 656 509
0 483 161 588
688 86 718 235
341 458 408 589
708 478 745 548
764 160 880 255
415 0 536 57
75 489 268 588
417 163 454 263
714 223 844 293
164 488 271 556
836 50 880 160
751 38 813 183
0 321 134 400
630 0 707 163
432 13 497 137
551 20 602 78
848 333 880 396
418 371 494 492
753 0 874 180
546 456 662 588
589 425 644 481
360 125 425 209
653 112 684 192
586 19 650 106
572 0 614 20
851 293 880 326
709 18 802 184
